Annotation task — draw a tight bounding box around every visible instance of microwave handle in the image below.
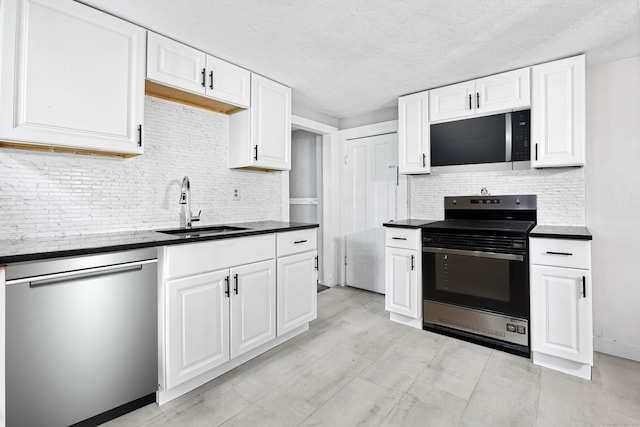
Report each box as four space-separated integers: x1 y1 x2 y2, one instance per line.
505 112 512 162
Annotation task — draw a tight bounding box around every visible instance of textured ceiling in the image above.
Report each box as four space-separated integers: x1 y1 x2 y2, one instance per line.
80 0 640 121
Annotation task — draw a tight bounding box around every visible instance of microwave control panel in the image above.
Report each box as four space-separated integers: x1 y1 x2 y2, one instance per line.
511 109 530 162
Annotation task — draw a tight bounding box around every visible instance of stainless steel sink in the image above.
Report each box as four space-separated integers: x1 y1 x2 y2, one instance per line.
156 225 248 238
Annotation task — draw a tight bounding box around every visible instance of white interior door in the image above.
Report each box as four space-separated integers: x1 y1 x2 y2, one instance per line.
345 133 398 294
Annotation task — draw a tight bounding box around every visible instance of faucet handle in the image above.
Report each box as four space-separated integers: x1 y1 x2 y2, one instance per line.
191 210 201 222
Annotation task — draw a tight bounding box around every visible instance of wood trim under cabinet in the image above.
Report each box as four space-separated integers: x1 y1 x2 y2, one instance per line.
145 80 246 115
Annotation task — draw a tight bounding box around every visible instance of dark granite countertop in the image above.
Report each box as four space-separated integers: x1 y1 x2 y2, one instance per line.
530 225 592 241
0 221 319 264
383 219 439 229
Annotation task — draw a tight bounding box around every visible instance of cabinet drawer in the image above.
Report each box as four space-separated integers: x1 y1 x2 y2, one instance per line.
385 227 420 250
277 229 317 257
165 234 276 279
530 238 591 269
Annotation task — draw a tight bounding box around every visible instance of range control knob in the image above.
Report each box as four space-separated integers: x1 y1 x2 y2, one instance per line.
452 199 457 205
515 198 520 205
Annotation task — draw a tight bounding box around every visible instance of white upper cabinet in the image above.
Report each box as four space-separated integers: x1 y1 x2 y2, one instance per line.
531 55 585 168
147 32 250 108
429 80 476 122
0 0 146 156
147 32 206 95
398 91 430 174
229 74 291 171
429 67 530 123
476 68 530 115
206 55 251 108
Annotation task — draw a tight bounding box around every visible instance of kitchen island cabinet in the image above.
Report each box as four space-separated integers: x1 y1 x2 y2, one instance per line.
0 0 146 157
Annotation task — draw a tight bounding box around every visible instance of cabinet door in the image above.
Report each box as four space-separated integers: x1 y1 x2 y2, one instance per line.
147 32 207 96
251 74 292 170
166 269 230 389
385 247 419 318
476 67 530 115
230 259 276 358
429 80 475 122
531 55 585 168
398 91 430 174
277 251 318 336
0 0 145 155
206 55 250 108
531 265 592 364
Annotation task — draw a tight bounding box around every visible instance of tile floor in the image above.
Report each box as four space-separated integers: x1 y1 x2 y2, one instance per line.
105 286 640 426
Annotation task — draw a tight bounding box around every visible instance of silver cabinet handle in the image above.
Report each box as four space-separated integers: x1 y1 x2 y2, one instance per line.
391 237 407 241
294 240 307 244
546 251 573 256
422 247 524 262
6 259 157 287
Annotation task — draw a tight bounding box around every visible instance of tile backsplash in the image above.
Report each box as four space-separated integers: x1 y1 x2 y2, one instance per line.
0 96 283 240
409 167 585 225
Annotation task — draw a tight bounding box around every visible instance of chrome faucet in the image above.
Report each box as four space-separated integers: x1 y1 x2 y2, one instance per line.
179 176 201 229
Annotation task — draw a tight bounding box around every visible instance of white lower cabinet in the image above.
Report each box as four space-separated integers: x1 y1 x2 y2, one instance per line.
384 227 422 328
385 247 418 317
166 269 230 389
277 250 318 336
166 259 274 390
230 260 276 358
159 229 317 404
530 237 593 379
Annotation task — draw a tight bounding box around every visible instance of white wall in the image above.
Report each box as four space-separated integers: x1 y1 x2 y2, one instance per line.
587 56 640 361
0 96 283 240
410 167 586 225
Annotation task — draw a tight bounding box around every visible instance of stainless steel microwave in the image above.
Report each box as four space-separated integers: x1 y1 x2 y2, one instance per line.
430 110 530 173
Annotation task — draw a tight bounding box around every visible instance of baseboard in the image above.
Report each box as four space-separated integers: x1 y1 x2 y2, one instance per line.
389 312 422 329
594 336 640 362
533 351 592 380
157 324 309 405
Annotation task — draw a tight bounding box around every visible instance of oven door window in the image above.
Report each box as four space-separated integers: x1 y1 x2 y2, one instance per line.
435 254 509 301
423 250 529 318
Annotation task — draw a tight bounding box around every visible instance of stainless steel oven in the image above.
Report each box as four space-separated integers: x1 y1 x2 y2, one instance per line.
421 195 536 357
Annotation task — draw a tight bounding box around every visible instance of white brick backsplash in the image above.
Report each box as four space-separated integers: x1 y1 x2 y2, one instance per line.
0 96 283 240
409 167 586 225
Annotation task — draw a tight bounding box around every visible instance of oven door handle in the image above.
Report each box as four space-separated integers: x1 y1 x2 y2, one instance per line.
422 247 524 262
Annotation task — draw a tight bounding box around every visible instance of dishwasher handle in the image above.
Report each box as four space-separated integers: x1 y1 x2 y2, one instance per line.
6 259 158 287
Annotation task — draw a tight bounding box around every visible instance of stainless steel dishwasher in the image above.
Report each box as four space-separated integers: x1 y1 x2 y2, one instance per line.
5 248 158 427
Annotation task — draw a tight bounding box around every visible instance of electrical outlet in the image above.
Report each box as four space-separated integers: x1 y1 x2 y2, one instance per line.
233 188 240 200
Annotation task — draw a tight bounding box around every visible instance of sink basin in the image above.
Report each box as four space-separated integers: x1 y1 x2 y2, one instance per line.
157 225 248 238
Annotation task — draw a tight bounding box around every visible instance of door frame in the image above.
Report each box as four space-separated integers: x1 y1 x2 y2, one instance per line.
286 115 339 287
339 120 407 286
